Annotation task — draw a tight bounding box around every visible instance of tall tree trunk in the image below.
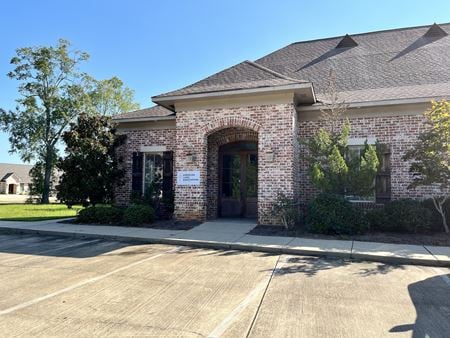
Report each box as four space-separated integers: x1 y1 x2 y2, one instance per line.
433 196 449 234
442 214 449 234
41 147 53 204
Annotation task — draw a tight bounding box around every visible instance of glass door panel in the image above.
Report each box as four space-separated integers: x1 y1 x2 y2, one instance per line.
246 154 257 198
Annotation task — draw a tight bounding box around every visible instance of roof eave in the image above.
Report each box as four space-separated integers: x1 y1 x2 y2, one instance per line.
152 83 316 109
296 95 449 111
113 115 176 123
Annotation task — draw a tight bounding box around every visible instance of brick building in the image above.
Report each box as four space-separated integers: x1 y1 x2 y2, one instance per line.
114 23 450 225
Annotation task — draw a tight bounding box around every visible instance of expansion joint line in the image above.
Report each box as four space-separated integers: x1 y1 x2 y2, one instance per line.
245 255 281 338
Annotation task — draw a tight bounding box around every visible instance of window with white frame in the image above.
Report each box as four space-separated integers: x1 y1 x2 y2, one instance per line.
143 153 163 194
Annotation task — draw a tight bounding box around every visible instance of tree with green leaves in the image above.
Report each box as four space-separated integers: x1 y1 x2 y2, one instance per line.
302 72 380 198
0 39 140 204
57 113 126 207
28 161 57 198
304 121 380 197
0 39 91 203
403 100 450 233
87 76 140 116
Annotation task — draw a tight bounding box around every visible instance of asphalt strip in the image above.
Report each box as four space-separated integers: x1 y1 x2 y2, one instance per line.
0 246 182 316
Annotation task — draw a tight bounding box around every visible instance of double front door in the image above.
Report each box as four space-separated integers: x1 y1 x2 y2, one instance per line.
219 141 258 218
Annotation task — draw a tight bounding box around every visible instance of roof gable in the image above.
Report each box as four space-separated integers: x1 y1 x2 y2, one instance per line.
153 60 308 99
424 23 448 38
335 34 358 48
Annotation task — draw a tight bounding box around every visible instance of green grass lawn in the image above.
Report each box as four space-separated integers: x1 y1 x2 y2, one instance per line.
0 204 83 222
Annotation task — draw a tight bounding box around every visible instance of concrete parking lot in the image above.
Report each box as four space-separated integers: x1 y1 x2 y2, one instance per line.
0 234 448 337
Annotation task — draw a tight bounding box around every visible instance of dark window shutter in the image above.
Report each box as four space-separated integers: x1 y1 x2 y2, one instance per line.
131 152 143 195
162 151 174 198
375 144 391 203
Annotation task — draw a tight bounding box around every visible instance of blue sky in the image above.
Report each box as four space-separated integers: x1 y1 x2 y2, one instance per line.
1 0 450 164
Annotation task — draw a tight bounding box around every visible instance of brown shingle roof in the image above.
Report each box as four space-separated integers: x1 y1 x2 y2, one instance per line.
317 82 450 104
154 23 450 104
153 60 308 99
256 23 450 98
113 105 174 120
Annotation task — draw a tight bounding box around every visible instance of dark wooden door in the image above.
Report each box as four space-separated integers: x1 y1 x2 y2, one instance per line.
219 142 258 218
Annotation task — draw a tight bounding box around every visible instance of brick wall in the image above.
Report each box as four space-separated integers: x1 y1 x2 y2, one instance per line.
298 113 438 202
174 103 297 224
115 128 176 205
115 105 438 225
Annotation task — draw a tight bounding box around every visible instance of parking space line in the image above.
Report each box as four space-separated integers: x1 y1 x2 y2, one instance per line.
0 246 181 316
208 255 281 338
0 239 101 264
208 280 267 338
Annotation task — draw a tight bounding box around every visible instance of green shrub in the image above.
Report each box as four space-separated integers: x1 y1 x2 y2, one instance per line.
77 207 97 223
306 193 367 235
366 199 432 233
77 206 123 224
93 207 124 224
364 208 387 230
123 205 155 226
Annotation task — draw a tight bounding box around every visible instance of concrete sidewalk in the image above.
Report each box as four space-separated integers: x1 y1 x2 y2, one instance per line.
0 218 449 267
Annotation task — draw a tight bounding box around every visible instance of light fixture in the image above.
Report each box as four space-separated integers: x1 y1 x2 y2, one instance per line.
266 149 275 162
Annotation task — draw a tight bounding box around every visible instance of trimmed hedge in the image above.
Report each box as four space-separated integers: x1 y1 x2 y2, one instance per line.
123 204 155 226
306 193 368 235
366 199 432 233
77 205 155 226
77 206 124 224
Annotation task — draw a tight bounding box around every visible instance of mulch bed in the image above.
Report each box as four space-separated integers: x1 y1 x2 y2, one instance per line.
60 218 202 231
248 225 450 247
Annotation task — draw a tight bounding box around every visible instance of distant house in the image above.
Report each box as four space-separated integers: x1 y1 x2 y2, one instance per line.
0 163 33 195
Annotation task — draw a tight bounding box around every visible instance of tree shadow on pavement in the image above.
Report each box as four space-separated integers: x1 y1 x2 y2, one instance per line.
390 274 450 337
273 256 352 277
356 263 405 276
268 256 408 277
174 246 278 258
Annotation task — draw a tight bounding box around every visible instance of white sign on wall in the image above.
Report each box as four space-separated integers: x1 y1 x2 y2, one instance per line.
177 171 200 186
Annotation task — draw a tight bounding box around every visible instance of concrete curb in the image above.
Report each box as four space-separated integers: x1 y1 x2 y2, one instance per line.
0 226 448 267
350 252 448 267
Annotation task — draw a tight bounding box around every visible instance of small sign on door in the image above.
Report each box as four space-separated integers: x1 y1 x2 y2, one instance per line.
177 171 200 185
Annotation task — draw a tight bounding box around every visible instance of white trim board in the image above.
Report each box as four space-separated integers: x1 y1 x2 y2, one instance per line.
140 146 167 152
347 137 377 145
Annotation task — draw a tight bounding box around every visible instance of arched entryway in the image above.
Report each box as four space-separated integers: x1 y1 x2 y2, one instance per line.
206 127 258 219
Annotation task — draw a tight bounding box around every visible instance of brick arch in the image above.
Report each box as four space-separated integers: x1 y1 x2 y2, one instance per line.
203 116 261 137
208 127 258 147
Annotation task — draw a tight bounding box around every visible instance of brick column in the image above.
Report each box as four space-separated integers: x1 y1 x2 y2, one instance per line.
173 111 208 220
